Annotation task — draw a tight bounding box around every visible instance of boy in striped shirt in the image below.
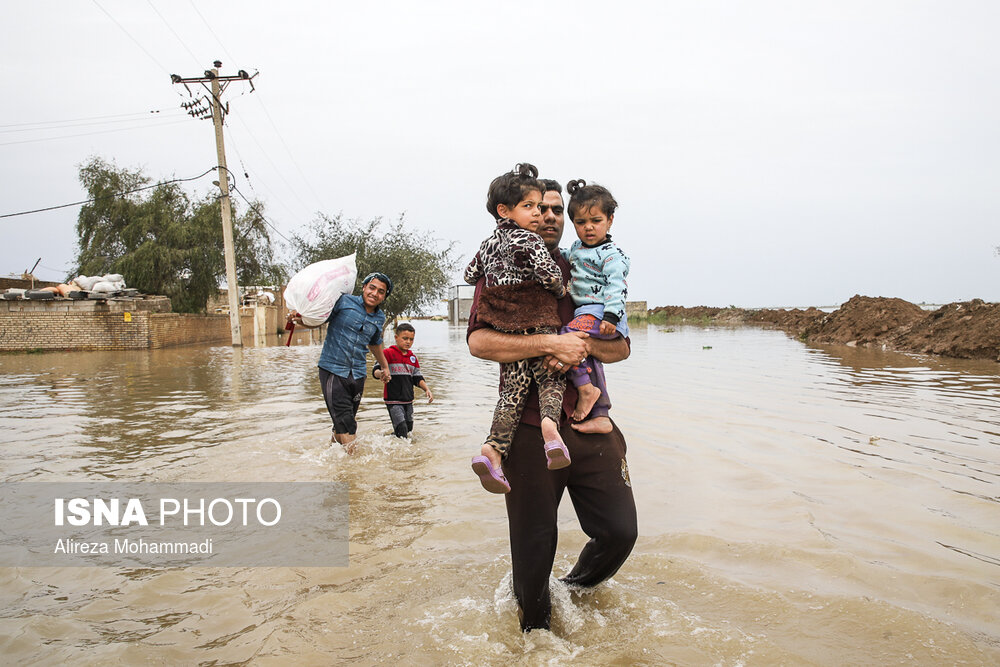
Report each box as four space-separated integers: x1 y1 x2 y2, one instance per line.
373 323 434 438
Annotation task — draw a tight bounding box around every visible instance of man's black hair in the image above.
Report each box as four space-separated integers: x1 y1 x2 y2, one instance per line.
539 178 562 195
395 322 415 334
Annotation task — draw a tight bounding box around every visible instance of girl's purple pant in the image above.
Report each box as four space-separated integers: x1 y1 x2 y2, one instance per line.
562 314 615 419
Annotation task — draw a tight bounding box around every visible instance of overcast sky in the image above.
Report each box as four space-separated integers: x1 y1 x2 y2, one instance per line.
2 1 997 308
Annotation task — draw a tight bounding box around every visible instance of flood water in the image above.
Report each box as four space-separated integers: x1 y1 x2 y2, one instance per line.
1 321 998 665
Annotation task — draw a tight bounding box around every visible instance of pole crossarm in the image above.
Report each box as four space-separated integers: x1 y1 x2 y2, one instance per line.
170 70 257 85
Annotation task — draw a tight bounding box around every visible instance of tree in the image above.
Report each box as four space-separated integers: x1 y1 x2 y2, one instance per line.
73 157 286 312
229 199 287 287
290 213 458 327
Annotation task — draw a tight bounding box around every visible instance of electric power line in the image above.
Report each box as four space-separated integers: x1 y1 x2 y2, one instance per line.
170 4 324 236
229 182 293 245
0 112 187 136
230 114 315 216
0 119 193 147
91 0 173 75
145 0 202 68
181 3 325 216
0 168 216 219
226 132 304 224
187 0 237 65
94 2 305 258
252 91 328 212
0 108 179 130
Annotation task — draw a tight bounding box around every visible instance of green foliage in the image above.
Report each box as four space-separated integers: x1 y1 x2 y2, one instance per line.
290 213 458 327
229 199 288 287
73 157 286 313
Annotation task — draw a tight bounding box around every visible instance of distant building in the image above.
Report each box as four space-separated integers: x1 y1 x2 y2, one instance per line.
626 301 648 318
448 284 476 325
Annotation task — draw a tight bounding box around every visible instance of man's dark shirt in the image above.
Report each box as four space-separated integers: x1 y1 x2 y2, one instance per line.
467 250 630 427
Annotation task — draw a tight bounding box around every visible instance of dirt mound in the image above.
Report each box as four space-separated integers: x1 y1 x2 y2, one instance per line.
647 305 724 321
745 307 825 336
803 295 928 347
647 305 827 336
644 295 1000 362
894 300 1000 361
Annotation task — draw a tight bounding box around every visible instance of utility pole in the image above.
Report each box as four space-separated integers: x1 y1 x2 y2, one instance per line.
171 61 257 346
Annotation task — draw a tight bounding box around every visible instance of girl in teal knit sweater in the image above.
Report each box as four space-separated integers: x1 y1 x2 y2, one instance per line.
562 179 631 435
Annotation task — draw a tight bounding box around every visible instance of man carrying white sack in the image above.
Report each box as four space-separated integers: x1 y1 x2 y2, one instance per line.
289 272 393 453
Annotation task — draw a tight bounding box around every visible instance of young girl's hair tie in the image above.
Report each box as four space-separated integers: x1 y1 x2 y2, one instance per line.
514 163 538 179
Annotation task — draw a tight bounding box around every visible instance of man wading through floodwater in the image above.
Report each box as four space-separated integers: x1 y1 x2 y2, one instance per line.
289 272 393 453
466 178 638 631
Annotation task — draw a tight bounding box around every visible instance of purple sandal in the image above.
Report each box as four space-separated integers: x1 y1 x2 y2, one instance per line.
544 440 571 470
471 455 511 494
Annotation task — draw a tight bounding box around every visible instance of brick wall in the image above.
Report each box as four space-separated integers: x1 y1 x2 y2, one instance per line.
148 310 271 348
1 298 279 351
0 310 150 351
1 278 60 291
149 313 230 348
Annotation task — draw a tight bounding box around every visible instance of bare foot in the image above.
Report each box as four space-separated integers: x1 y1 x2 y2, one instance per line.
572 383 602 422
480 443 502 470
571 416 613 434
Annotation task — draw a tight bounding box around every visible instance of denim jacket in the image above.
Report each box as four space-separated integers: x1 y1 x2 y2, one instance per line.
318 294 385 379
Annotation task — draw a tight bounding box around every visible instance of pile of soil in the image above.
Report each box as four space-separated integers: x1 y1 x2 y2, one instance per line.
645 305 723 321
894 299 1000 360
647 295 1000 362
801 295 927 347
744 307 826 336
